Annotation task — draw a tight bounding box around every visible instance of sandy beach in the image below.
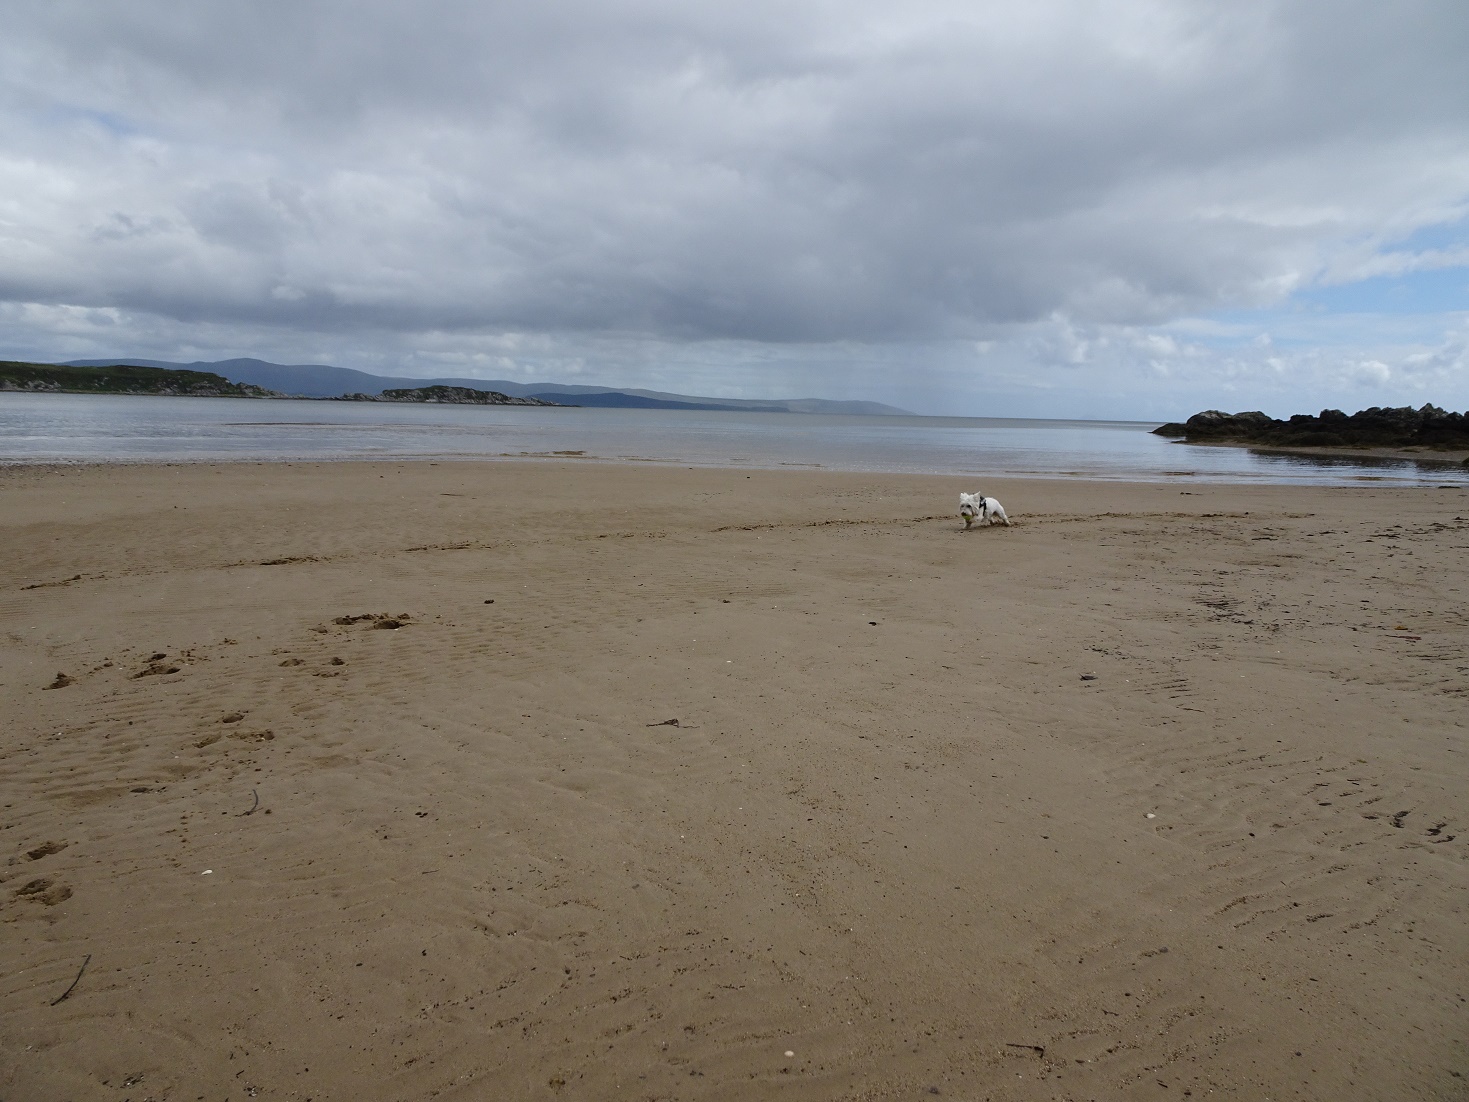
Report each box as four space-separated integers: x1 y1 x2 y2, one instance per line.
2 460 1466 1101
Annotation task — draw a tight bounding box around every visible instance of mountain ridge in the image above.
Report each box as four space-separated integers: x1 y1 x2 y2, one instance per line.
62 357 911 415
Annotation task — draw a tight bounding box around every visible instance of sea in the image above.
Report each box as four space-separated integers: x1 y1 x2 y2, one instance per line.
2 392 1465 486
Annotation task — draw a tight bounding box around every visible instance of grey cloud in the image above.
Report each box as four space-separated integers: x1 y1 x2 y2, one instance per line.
1 0 1466 356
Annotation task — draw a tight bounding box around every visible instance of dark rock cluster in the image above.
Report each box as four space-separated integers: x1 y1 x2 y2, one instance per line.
1153 405 1469 452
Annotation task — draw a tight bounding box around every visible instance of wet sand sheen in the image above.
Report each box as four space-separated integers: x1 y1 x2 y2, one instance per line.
2 461 1466 1100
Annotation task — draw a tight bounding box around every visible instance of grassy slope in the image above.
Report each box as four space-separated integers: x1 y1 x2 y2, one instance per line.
0 361 272 397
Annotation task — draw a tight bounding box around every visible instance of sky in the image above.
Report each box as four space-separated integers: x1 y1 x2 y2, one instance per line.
1 0 1467 419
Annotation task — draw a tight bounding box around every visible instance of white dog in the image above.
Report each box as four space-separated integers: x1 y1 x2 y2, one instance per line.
959 491 1010 528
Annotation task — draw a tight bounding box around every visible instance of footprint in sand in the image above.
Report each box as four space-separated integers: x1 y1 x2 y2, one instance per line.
131 660 181 679
330 613 411 629
228 729 276 743
15 878 72 906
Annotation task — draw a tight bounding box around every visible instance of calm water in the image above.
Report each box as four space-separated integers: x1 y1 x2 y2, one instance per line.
2 392 1465 486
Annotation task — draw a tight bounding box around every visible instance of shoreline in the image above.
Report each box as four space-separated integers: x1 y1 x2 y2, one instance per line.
4 449 1469 488
3 461 1466 1100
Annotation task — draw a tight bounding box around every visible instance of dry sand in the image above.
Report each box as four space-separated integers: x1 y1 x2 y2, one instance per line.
1 460 1466 1101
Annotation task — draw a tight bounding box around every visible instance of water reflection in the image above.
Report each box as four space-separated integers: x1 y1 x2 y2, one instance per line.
1239 446 1467 478
1 392 1466 488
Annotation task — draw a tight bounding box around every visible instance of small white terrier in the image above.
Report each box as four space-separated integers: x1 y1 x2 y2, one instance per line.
959 491 1011 528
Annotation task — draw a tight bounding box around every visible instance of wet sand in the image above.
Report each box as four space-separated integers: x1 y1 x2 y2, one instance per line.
1185 437 1469 468
2 460 1466 1100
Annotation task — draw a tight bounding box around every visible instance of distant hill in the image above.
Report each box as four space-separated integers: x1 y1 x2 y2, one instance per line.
523 390 788 412
2 360 276 398
62 357 911 415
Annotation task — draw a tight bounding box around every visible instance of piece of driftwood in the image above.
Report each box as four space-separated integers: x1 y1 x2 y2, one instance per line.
50 954 91 1005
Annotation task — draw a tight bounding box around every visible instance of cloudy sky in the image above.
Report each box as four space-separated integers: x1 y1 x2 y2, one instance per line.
2 1 1466 417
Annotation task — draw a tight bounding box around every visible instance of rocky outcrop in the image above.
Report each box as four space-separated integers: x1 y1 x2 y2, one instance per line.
338 385 564 406
1153 405 1469 451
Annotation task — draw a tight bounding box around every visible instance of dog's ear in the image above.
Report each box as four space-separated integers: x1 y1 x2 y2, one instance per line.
959 493 974 504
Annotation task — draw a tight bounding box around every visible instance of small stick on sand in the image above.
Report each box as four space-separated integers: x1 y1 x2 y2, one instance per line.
239 789 260 816
1005 1043 1045 1056
50 954 91 1006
